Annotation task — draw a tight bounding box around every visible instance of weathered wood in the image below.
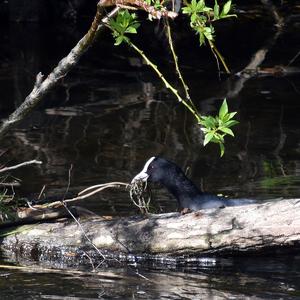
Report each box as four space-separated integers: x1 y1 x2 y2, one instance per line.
1 199 300 265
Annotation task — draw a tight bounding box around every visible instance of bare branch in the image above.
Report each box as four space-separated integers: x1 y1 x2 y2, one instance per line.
43 182 129 208
99 0 178 19
78 182 129 195
0 160 42 173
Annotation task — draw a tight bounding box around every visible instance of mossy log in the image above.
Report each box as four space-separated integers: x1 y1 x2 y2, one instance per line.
1 199 300 266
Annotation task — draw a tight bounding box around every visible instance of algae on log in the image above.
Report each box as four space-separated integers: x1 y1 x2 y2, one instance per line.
1 199 300 265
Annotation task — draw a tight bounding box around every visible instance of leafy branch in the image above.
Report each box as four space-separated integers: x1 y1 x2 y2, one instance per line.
182 0 236 73
107 7 238 156
199 99 239 156
110 10 140 45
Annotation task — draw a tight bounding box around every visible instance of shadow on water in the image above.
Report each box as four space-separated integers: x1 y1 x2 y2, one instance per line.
0 1 300 299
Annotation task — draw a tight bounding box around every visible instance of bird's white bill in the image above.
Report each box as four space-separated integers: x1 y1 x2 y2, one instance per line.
131 157 155 183
131 171 149 183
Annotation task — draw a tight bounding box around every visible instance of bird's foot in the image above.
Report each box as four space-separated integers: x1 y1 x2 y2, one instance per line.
180 207 192 215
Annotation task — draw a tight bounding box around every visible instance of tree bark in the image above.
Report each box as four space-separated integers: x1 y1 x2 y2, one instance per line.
1 199 300 266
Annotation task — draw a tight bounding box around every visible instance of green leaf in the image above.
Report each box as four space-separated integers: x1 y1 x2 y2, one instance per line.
201 128 210 133
210 135 220 143
110 20 122 33
192 0 197 9
182 6 192 14
191 13 197 23
203 6 212 12
200 115 216 128
215 132 224 143
199 31 206 46
114 36 124 46
221 0 231 17
125 26 137 34
110 10 140 46
213 0 219 19
203 131 215 146
220 14 237 19
219 99 228 119
222 111 236 122
203 26 214 41
219 143 225 157
227 111 237 119
224 119 239 127
196 0 205 11
220 127 234 136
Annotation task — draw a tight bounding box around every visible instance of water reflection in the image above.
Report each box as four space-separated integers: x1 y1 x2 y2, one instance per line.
1 255 300 299
1 73 299 214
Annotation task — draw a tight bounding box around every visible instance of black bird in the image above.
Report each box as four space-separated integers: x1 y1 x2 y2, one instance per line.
131 156 254 211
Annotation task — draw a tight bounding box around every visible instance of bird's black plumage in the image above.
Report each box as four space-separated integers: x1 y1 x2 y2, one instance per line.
131 156 254 211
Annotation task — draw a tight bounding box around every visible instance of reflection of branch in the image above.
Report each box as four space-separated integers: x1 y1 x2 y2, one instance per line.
197 1 286 109
288 50 300 67
0 160 42 173
208 0 284 102
237 0 284 75
0 5 120 140
273 105 287 176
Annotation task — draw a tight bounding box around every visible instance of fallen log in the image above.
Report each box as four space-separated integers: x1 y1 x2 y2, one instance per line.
1 198 300 267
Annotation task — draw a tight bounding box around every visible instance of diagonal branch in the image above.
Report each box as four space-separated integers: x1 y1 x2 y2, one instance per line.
0 5 120 140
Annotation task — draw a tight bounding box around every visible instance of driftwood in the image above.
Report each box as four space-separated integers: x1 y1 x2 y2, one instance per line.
1 198 300 267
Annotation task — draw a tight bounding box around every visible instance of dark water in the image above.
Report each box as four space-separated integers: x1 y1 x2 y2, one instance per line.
1 255 300 300
1 2 300 299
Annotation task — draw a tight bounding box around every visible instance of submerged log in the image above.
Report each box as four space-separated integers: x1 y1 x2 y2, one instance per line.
1 199 300 266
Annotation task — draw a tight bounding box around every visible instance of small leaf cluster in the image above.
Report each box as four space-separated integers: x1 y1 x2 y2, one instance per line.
144 0 164 20
182 0 236 46
109 10 140 46
145 0 163 10
199 99 239 156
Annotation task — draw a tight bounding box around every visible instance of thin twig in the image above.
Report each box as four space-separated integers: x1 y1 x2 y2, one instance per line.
63 164 73 200
78 182 129 195
61 164 106 269
209 40 230 74
0 160 42 173
38 185 46 200
62 202 106 266
209 41 221 80
82 251 96 270
287 50 300 67
44 183 129 208
125 40 201 123
165 19 198 113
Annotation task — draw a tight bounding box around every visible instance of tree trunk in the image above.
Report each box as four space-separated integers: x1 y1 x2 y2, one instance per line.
1 199 300 266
